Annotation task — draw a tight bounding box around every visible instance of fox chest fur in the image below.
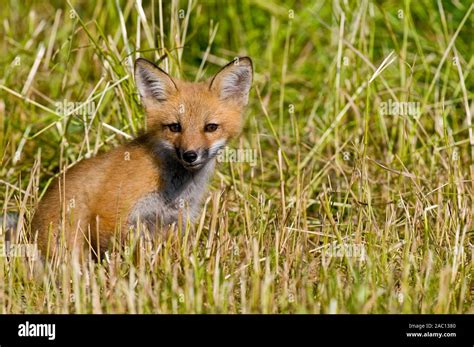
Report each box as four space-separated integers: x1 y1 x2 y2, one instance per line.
128 157 215 229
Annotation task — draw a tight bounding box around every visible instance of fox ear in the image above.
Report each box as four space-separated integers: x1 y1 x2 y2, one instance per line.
134 58 177 104
209 57 253 106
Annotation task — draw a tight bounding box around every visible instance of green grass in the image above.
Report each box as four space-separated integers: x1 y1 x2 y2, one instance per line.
0 0 473 313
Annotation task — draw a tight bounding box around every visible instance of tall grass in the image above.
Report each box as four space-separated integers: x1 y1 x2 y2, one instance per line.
0 0 472 313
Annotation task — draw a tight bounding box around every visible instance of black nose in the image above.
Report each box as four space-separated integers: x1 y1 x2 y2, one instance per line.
182 150 198 163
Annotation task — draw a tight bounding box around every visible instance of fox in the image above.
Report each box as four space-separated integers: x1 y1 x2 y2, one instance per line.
30 56 253 258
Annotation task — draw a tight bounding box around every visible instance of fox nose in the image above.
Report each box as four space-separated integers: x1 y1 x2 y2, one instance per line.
182 150 198 163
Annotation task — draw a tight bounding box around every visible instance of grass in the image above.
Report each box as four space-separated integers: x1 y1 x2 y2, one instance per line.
0 0 473 313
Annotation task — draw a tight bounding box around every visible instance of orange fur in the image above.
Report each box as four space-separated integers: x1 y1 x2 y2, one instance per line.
31 57 253 258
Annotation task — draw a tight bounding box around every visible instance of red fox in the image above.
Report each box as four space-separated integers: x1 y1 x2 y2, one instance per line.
31 57 253 257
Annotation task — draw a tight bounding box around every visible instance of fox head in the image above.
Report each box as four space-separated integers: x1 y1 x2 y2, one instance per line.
134 57 253 171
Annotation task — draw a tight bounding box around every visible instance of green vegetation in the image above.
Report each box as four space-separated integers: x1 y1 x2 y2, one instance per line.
0 0 472 313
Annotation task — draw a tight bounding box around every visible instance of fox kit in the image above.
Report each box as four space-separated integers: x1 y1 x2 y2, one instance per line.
31 57 253 257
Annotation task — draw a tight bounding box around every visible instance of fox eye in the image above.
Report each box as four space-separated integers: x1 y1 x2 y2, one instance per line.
167 123 182 132
204 123 219 132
